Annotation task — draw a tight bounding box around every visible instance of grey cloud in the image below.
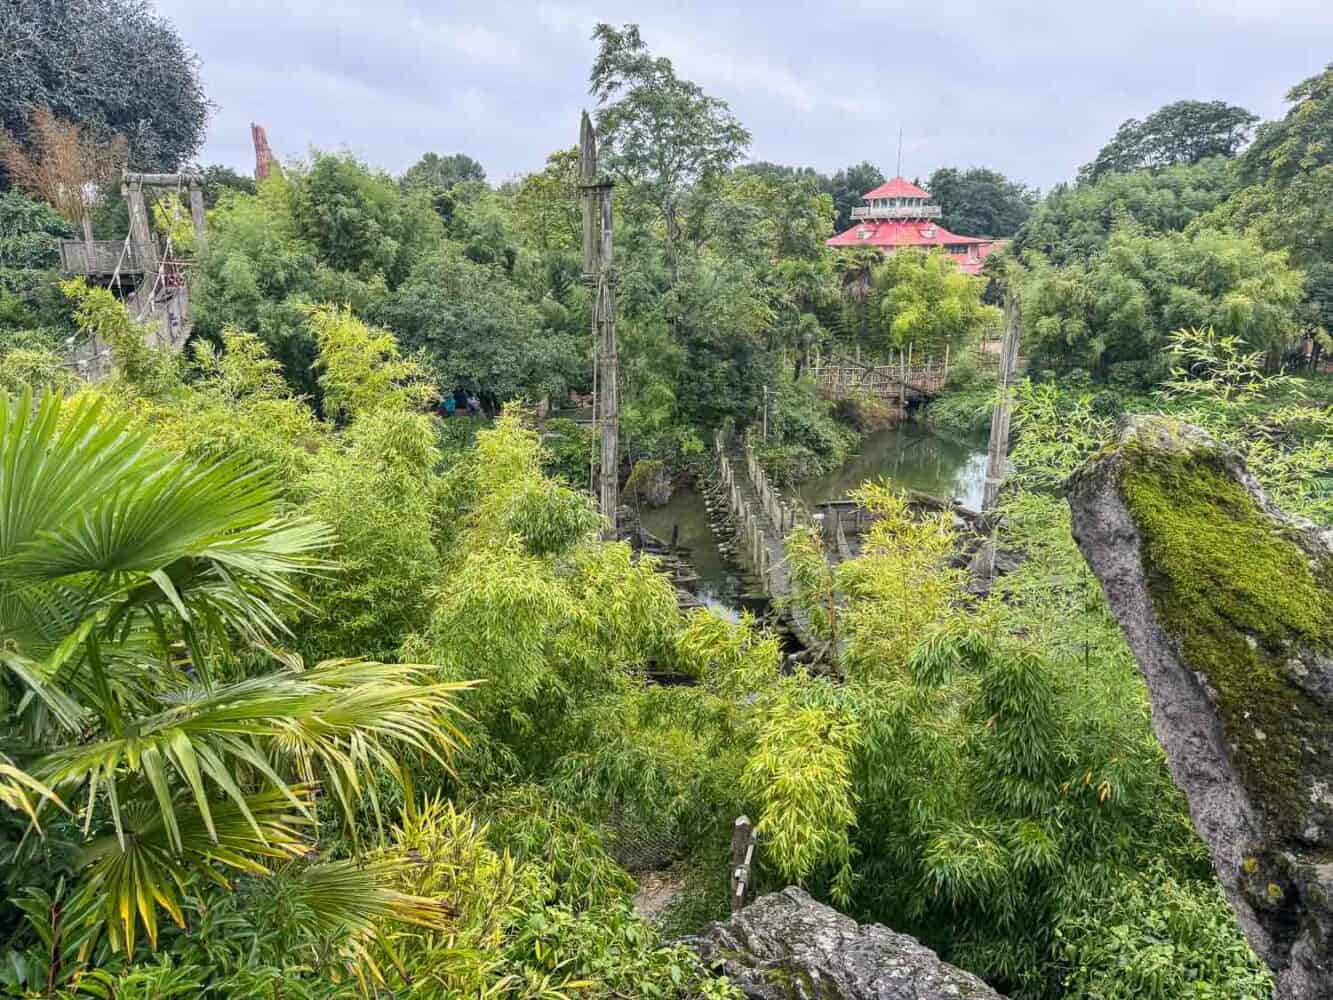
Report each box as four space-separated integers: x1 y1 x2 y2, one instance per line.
156 0 1333 189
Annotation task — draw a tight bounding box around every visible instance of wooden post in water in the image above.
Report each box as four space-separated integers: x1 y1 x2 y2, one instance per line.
579 112 619 539
983 295 1022 510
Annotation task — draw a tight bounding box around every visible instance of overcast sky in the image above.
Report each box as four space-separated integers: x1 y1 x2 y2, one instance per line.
154 0 1333 193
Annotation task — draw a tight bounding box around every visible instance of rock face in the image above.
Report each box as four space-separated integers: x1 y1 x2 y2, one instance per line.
1067 415 1333 999
684 887 1002 999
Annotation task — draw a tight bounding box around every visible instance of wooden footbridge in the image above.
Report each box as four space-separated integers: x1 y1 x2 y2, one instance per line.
812 349 950 413
711 427 990 657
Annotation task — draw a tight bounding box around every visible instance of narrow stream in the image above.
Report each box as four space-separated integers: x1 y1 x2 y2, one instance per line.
639 423 988 616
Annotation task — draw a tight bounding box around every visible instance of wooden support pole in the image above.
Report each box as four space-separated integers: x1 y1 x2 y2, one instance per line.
189 181 207 255
122 176 159 284
580 112 619 539
731 815 756 912
983 295 1022 510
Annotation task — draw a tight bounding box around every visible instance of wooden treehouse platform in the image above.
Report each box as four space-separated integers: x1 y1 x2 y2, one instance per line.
58 239 155 279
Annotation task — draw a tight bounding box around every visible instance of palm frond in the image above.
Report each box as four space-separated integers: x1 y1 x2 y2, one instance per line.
74 787 315 955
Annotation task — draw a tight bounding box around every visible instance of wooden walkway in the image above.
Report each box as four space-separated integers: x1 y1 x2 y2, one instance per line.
713 431 821 649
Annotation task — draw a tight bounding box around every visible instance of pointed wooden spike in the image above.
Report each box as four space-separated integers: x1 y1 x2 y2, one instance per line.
579 111 597 184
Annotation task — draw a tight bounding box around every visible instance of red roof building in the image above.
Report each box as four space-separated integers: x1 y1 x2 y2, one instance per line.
826 177 1002 275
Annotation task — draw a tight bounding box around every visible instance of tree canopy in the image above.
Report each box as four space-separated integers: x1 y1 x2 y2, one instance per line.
401 151 487 193
590 23 751 241
927 166 1036 237
1078 99 1258 184
829 161 885 231
2 0 208 172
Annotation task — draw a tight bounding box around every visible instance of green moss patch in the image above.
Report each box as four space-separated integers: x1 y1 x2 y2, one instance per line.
1119 440 1333 835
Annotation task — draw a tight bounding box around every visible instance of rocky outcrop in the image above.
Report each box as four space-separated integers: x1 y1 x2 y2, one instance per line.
1067 415 1333 999
684 887 1002 999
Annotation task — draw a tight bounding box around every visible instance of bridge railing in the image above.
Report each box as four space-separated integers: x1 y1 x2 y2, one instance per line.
714 430 820 602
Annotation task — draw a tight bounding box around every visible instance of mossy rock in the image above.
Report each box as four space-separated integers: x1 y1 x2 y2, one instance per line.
1068 415 1333 1000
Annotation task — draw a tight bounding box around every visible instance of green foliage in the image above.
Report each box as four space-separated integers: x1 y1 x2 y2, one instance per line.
1015 158 1236 265
373 249 578 402
3 0 207 171
744 682 860 899
0 191 70 268
401 151 487 194
870 249 1001 356
63 278 181 396
1057 865 1273 1000
1079 100 1258 183
927 167 1036 238
1020 225 1307 373
0 386 468 960
828 162 886 232
1239 62 1333 187
308 303 434 420
289 152 441 284
1008 380 1114 490
590 23 750 244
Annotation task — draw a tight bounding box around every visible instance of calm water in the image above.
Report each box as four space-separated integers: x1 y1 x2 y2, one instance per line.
637 490 744 620
797 423 989 511
639 423 987 611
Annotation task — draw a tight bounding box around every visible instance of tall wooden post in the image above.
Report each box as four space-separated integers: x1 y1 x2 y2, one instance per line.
983 295 1021 510
188 180 207 255
122 173 159 285
580 112 619 539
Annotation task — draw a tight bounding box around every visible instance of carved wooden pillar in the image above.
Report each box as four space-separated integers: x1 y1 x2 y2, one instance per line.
579 112 619 539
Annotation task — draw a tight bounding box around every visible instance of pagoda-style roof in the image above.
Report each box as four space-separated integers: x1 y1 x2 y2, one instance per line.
825 219 1003 275
862 176 930 200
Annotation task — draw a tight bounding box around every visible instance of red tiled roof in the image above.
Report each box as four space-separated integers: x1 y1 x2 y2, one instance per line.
825 222 1006 275
862 176 930 200
826 219 985 248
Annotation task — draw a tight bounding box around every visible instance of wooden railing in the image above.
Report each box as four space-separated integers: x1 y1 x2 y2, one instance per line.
714 431 814 606
850 205 943 221
58 239 154 276
812 358 950 402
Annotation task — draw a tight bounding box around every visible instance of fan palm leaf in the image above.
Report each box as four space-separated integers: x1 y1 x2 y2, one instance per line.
0 388 475 958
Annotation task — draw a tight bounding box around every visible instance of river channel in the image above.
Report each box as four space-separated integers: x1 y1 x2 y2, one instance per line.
638 423 988 616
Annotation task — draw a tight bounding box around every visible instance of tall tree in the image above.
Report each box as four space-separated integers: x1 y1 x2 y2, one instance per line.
1239 62 1333 186
1219 63 1333 328
400 152 487 193
2 0 208 172
927 166 1036 237
589 23 750 259
1078 99 1258 184
829 161 885 231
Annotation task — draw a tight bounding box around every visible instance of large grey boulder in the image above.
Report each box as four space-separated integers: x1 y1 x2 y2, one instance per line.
1067 415 1333 999
684 887 1002 999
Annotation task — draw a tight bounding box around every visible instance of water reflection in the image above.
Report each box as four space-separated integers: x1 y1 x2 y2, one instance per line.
797 423 988 511
639 424 988 617
636 491 743 621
